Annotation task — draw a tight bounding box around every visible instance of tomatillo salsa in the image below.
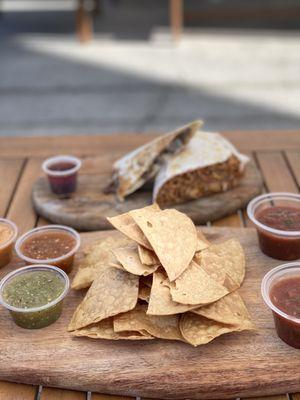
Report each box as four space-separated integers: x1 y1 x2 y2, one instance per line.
255 206 300 260
1 267 69 329
270 276 300 348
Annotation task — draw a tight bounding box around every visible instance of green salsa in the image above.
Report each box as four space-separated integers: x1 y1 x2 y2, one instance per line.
3 270 66 329
3 271 65 309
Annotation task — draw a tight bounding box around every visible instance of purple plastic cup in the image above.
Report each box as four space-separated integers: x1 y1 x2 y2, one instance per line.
42 155 81 196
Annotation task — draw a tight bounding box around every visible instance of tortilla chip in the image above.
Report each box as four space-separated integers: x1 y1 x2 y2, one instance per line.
114 304 184 341
130 208 197 281
68 267 139 331
147 271 197 315
200 239 245 291
73 317 153 340
179 312 251 347
138 282 151 302
165 261 228 305
196 230 210 252
192 291 255 328
138 245 159 266
113 246 158 276
107 204 160 249
72 236 131 290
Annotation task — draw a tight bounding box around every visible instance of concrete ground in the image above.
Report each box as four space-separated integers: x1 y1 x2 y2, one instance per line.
1 0 300 136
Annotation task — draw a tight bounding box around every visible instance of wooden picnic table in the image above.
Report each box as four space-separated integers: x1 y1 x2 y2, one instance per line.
0 131 300 400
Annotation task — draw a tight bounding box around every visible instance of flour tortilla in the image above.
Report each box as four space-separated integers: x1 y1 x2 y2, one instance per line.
110 121 202 199
153 130 249 204
68 267 139 331
130 208 198 281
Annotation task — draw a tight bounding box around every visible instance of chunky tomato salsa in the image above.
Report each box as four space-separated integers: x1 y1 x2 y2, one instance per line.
256 206 300 231
269 276 300 349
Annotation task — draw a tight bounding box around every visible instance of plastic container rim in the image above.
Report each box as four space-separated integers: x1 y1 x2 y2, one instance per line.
0 218 18 249
261 262 300 325
15 224 81 264
42 155 81 177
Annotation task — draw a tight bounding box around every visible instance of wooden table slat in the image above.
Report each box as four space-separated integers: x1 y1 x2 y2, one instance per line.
6 158 42 234
1 132 300 159
256 152 298 193
212 212 243 227
291 394 300 400
285 151 300 188
242 396 288 400
0 158 25 217
39 387 86 400
0 381 37 400
91 394 134 400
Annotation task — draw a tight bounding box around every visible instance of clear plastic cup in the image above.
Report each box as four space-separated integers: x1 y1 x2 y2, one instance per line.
261 262 300 348
42 155 81 196
15 225 81 274
0 264 69 329
247 192 300 260
0 218 18 268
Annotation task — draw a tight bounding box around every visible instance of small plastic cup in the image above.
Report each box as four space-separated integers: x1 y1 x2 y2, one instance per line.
15 225 81 274
0 265 69 329
247 192 300 260
261 262 300 348
0 218 18 268
42 155 81 197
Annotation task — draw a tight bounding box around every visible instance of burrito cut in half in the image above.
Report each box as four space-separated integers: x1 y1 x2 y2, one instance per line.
153 130 249 207
107 120 202 200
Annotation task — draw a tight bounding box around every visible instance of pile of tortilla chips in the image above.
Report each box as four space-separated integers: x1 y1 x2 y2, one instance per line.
68 204 255 346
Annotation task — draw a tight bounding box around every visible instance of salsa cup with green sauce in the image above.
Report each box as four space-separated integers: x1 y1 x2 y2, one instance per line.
15 225 81 274
247 192 300 260
0 218 18 268
261 262 300 349
0 265 69 329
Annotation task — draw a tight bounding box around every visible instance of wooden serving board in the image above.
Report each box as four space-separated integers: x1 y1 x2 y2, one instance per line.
32 161 263 231
1 227 300 400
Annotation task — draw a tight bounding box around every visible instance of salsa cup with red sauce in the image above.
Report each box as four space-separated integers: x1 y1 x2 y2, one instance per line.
247 192 300 260
261 262 300 349
42 155 81 197
15 225 81 274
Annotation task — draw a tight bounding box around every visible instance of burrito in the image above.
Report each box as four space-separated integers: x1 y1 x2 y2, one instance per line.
107 120 202 200
153 130 249 207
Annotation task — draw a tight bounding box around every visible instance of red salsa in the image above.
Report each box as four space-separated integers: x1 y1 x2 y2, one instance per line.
21 231 77 273
255 206 300 260
256 206 300 231
49 162 76 172
270 276 300 348
47 161 78 197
